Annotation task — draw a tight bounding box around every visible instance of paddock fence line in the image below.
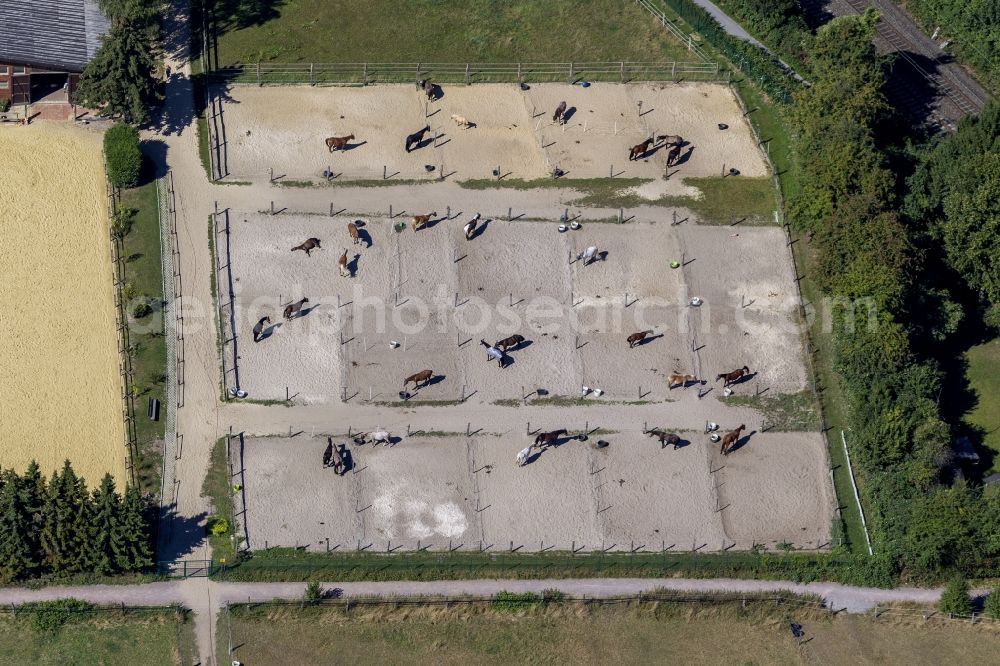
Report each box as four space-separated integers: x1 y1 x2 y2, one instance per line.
206 61 722 86
227 429 250 555
156 170 182 551
212 204 240 399
103 157 140 489
634 0 714 64
841 431 874 556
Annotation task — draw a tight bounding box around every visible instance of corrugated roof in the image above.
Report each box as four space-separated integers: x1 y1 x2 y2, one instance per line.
0 0 109 72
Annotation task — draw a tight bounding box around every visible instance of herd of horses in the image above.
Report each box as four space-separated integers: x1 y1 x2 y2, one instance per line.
321 83 692 170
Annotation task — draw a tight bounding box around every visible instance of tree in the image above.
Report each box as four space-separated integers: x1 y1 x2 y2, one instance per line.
114 485 153 571
74 7 161 125
985 587 1000 620
17 462 46 558
104 123 143 189
39 462 92 574
938 576 972 616
88 475 122 575
0 470 37 582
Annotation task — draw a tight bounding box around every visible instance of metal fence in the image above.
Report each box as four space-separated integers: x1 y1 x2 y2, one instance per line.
208 60 721 86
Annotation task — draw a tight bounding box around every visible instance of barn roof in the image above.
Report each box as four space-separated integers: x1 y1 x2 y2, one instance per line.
0 0 109 72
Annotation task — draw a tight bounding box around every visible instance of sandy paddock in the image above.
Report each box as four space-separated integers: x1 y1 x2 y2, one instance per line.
236 430 830 552
218 82 767 182
0 124 125 484
227 213 805 404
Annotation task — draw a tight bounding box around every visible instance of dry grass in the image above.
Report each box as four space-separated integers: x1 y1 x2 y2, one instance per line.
0 124 125 484
221 600 1000 665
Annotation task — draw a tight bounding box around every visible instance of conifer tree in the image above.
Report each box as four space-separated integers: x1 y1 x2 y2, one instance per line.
0 470 37 582
115 485 153 571
18 462 46 556
89 475 122 575
40 461 93 574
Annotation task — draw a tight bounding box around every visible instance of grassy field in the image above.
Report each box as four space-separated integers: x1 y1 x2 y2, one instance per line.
211 0 694 66
219 598 1000 665
963 338 1000 473
119 181 167 494
721 390 821 432
0 606 195 666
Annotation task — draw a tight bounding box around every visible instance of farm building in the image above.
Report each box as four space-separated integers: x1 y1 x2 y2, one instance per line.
0 0 108 113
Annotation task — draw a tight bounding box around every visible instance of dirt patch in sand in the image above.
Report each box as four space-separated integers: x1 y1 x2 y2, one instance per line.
0 124 125 484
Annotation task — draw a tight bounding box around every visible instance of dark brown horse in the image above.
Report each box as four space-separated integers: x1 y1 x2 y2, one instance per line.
720 424 746 456
494 334 525 352
534 429 568 449
629 138 655 161
666 144 682 166
648 429 681 449
283 297 309 320
553 101 567 124
405 125 431 152
626 330 654 348
252 316 271 343
716 366 750 387
404 369 434 389
291 238 322 256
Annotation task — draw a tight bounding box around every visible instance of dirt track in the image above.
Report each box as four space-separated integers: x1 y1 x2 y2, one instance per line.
0 124 125 485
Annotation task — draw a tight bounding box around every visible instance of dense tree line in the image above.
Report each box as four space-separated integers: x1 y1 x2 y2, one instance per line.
0 461 153 583
789 11 1000 583
713 0 813 69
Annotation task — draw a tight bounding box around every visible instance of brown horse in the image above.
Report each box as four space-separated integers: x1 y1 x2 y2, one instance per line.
404 369 434 389
322 440 333 467
667 372 698 389
325 134 355 152
720 424 746 456
338 249 349 277
626 330 654 348
629 138 655 161
252 316 271 343
648 429 681 449
666 144 682 166
716 366 750 387
347 222 360 245
494 334 525 352
283 297 309 320
411 212 437 231
421 79 436 100
553 101 567 124
534 429 568 449
291 238 322 256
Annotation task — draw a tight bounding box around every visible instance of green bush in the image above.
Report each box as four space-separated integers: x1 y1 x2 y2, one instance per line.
206 516 230 536
0 97 10 113
21 599 94 632
984 587 1000 620
304 581 323 603
938 576 972 616
491 591 542 612
104 123 142 189
132 299 153 319
541 588 565 604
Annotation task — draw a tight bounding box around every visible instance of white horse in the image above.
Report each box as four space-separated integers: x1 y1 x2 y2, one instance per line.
578 246 599 265
480 339 504 367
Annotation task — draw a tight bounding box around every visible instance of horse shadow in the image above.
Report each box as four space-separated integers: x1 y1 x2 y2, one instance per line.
347 254 361 276
425 84 443 100
499 354 515 369
259 321 282 341
423 216 445 229
727 431 756 455
337 447 354 474
562 106 577 123
295 304 319 319
356 229 373 248
675 146 695 166
729 371 757 387
468 218 490 240
633 333 663 348
505 339 531 352
340 140 368 152
413 136 435 151
672 438 692 449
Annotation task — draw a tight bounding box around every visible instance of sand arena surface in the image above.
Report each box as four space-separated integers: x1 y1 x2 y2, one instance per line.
219 82 767 182
0 124 125 484
236 430 831 552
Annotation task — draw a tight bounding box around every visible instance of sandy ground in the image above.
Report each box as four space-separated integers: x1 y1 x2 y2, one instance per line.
236 430 829 552
0 124 125 484
219 82 767 182
227 213 804 404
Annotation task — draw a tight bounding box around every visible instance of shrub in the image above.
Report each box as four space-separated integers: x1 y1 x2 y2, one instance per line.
491 591 541 612
21 599 94 632
132 299 153 319
104 123 142 189
111 209 134 240
206 516 230 536
0 97 11 113
304 581 323 603
938 576 972 616
984 587 1000 620
541 588 565 604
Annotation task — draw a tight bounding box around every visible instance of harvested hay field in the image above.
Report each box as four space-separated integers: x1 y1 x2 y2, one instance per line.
0 124 125 484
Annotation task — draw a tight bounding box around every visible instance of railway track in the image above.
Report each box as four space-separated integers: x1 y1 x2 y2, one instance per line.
839 0 989 128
